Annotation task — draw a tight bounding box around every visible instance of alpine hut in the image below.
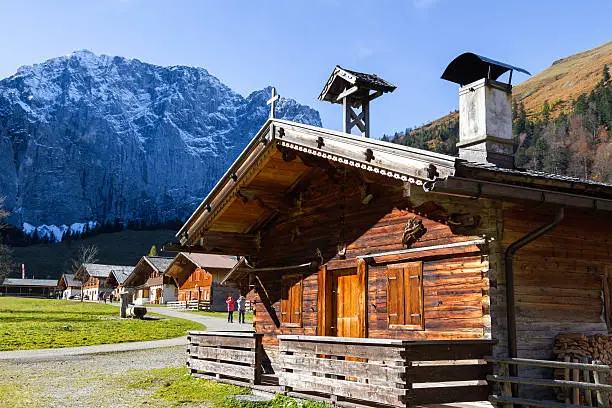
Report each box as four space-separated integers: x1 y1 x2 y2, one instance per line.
169 57 612 406
164 252 239 310
123 256 176 304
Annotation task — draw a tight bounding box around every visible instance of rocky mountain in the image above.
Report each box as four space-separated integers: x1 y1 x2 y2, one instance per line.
0 51 321 237
390 41 612 182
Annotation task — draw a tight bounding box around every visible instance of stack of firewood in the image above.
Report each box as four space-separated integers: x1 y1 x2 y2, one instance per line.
553 333 612 365
552 333 612 404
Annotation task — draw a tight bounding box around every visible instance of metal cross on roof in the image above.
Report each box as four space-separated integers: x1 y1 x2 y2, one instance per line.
266 87 280 119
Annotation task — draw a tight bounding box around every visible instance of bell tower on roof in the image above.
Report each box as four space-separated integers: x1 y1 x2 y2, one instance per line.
319 66 396 138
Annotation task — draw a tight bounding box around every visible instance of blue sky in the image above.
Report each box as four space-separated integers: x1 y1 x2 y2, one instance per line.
0 0 610 138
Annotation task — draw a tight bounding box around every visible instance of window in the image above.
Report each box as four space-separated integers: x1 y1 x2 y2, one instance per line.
386 261 424 330
281 274 303 327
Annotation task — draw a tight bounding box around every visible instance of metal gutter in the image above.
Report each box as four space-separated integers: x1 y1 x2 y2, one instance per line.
504 208 565 385
427 177 612 211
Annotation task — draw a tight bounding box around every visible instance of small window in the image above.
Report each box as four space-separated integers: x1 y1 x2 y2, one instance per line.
386 262 424 330
281 274 303 327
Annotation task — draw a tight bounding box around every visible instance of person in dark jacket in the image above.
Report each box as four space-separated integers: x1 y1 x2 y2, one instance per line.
237 295 247 324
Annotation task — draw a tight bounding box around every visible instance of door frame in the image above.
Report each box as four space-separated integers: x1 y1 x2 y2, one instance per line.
318 259 367 338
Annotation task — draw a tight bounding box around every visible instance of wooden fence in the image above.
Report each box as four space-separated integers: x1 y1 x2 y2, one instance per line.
278 335 494 407
187 331 263 385
487 357 612 407
167 300 211 310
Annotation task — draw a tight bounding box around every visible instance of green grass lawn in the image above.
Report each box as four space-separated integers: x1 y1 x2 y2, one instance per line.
128 367 328 408
0 297 204 351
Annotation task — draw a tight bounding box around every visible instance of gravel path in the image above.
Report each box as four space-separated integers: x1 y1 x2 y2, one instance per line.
147 307 253 332
0 346 189 408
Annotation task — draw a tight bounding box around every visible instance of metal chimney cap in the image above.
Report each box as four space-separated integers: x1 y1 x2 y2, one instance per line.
441 53 530 86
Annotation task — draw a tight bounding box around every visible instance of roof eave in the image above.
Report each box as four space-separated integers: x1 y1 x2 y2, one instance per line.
177 118 275 241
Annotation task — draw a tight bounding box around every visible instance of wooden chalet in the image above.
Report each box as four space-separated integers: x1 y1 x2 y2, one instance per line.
75 263 132 301
106 266 133 301
172 57 612 406
58 273 81 299
123 256 176 304
164 252 239 310
0 278 59 298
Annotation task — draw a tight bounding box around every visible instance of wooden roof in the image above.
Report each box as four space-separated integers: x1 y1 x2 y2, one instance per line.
176 119 457 253
164 252 237 286
319 66 396 104
1 278 58 288
176 118 612 257
123 256 173 288
58 273 78 289
75 263 134 281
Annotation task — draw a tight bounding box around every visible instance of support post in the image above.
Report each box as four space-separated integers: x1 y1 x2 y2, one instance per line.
362 99 370 138
120 292 129 318
342 96 351 134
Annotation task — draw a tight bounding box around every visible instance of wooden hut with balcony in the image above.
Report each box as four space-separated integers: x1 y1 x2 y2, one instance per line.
169 58 612 406
123 256 176 304
164 252 239 310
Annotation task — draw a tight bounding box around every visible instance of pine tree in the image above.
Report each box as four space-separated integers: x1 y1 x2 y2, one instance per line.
148 245 158 257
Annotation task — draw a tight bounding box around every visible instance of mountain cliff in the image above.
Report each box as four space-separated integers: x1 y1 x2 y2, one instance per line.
0 51 321 235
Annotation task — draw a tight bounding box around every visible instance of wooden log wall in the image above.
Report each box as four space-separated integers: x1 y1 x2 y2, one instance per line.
502 204 612 398
250 166 501 345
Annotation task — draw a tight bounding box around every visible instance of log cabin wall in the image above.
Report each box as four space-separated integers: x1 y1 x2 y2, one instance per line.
251 166 505 345
502 204 612 396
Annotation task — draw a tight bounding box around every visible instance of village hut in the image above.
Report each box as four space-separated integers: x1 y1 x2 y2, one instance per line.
106 266 133 301
0 278 59 298
75 263 132 301
123 256 176 304
164 252 240 310
57 273 81 299
169 57 612 406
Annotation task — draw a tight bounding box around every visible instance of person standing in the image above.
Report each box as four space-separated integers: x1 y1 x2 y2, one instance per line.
226 295 235 323
237 295 247 324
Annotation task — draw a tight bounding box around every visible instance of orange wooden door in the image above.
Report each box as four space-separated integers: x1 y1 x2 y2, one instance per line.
331 268 363 338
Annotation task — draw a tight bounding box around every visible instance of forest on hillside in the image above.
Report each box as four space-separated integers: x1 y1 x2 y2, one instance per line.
389 66 612 183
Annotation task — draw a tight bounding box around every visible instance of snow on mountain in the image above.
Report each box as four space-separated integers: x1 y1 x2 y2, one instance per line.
0 50 322 229
22 221 99 242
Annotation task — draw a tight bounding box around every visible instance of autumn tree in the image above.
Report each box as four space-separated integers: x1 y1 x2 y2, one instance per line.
71 244 99 302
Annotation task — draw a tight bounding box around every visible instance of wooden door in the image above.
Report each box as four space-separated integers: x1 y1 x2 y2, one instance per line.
331 268 364 338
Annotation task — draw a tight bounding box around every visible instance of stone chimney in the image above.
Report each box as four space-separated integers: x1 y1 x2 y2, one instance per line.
442 53 530 168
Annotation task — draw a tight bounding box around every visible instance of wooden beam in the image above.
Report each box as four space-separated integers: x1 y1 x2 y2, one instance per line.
254 274 280 328
165 231 259 256
335 86 359 102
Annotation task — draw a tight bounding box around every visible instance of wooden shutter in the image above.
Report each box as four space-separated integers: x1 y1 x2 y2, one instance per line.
281 274 303 327
386 262 424 330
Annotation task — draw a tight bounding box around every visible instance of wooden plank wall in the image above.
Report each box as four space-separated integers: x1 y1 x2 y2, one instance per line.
251 167 499 344
502 204 612 398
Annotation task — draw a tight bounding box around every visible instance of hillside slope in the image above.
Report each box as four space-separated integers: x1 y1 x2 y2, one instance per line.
514 41 612 116
391 41 612 182
10 229 177 279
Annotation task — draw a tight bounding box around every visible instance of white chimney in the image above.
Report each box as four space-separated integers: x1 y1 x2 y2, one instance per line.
22 264 26 279
442 53 530 168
